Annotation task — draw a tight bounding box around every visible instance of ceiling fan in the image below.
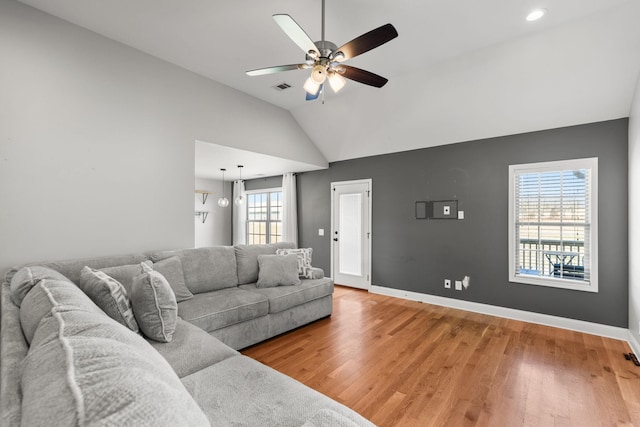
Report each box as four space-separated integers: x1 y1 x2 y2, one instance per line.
246 0 398 101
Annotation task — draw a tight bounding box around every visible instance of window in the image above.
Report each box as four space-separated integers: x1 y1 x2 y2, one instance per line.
508 158 598 292
246 189 283 244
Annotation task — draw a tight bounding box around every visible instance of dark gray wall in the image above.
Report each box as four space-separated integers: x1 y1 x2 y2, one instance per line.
297 119 629 327
244 176 283 192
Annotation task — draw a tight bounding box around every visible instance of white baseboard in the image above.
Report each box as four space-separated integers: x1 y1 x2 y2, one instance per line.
628 331 640 355
370 285 629 342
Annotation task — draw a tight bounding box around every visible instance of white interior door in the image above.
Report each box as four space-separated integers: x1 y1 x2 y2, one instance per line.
331 180 371 290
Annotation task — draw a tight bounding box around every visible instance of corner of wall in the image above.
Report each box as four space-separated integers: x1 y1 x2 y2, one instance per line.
628 70 640 344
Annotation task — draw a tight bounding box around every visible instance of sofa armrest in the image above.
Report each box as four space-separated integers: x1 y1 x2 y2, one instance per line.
310 267 325 280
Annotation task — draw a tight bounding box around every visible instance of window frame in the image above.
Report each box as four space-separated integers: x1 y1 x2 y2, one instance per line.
245 187 283 245
508 158 598 293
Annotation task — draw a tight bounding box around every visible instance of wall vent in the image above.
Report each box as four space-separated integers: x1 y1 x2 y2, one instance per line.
273 82 292 91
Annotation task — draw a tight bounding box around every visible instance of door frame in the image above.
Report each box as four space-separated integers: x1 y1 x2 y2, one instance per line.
330 179 372 290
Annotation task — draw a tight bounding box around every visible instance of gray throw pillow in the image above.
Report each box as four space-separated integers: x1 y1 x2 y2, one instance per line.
79 266 139 333
99 261 152 295
256 254 302 288
275 248 314 279
152 256 193 302
131 262 178 343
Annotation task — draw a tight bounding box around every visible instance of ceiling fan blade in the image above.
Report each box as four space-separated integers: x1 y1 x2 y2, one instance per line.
306 84 323 101
334 23 398 62
339 66 388 88
246 64 308 76
273 14 319 57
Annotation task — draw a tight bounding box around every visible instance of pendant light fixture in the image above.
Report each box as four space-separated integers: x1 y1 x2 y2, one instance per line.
217 168 230 208
234 165 245 206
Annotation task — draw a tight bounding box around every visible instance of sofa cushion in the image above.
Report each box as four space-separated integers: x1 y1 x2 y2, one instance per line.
10 265 71 306
303 409 364 427
182 356 374 427
152 256 193 302
20 278 210 427
235 242 296 285
177 288 268 333
98 261 152 295
148 319 239 378
276 247 314 279
5 253 150 288
1 283 28 426
79 266 139 333
20 276 106 345
240 277 334 314
256 254 301 288
131 263 178 343
150 247 238 294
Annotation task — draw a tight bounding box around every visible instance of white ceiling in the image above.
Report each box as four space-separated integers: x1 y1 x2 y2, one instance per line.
195 141 326 181
17 0 640 170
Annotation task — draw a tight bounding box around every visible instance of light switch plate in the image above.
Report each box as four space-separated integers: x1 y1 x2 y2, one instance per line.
318 229 324 236
455 280 463 291
458 211 464 220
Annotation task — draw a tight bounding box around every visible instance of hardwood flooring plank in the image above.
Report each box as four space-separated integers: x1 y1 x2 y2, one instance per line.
242 286 640 426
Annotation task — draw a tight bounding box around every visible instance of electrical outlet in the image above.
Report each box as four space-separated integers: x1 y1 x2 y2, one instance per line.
455 280 463 291
444 279 451 289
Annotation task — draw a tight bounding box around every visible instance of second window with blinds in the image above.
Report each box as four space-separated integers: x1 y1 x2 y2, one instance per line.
508 158 598 292
246 189 283 245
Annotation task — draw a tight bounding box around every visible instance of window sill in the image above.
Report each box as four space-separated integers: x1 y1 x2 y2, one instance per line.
509 274 598 293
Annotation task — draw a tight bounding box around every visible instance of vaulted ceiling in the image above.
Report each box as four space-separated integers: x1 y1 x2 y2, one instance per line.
18 0 640 164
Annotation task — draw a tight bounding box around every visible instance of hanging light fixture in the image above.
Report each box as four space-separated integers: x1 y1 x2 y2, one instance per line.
234 165 245 206
217 168 229 207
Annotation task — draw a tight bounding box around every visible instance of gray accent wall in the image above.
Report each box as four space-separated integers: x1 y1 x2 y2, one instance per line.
244 176 284 192
297 119 629 327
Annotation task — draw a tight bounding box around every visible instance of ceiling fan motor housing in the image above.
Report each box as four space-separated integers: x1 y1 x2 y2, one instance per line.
307 40 338 61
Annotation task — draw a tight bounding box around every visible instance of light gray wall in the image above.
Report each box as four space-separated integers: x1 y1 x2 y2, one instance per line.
0 0 325 279
194 178 232 247
298 119 629 327
629 74 640 340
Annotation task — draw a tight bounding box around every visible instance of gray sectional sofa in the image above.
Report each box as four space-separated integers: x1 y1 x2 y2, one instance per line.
0 243 374 426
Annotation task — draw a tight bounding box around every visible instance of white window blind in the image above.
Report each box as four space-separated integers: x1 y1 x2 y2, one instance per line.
508 158 598 292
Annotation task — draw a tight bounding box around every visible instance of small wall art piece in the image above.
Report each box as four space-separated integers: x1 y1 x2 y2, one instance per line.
415 200 458 220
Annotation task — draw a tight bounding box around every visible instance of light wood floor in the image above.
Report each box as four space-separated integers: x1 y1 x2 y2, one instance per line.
242 286 640 426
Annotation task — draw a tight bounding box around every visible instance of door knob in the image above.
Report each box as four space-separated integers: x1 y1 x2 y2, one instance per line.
333 238 338 242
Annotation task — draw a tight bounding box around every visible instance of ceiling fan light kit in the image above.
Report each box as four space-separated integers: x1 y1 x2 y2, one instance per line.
303 77 321 95
246 0 398 101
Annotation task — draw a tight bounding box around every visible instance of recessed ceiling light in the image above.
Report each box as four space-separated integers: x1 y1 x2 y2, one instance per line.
526 8 547 22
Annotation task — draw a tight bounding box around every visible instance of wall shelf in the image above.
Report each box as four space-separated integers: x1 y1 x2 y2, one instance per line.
195 189 214 204
195 210 210 223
